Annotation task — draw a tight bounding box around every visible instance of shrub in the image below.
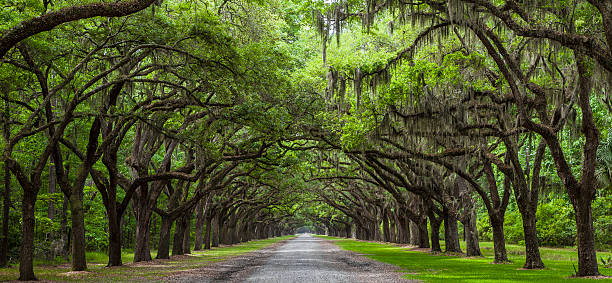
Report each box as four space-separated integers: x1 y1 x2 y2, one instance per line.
536 198 576 247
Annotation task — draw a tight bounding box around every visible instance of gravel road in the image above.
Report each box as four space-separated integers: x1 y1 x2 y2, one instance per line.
166 233 414 283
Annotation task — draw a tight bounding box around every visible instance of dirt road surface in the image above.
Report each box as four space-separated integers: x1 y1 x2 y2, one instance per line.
166 234 414 283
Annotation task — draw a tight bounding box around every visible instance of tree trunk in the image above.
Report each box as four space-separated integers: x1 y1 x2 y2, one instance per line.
204 216 212 250
392 212 400 243
417 217 429 248
521 210 544 269
107 206 122 266
19 190 37 281
230 218 239 244
61 194 69 259
221 222 230 245
238 222 248 242
133 195 152 262
247 221 256 241
409 220 419 245
172 215 186 256
429 212 442 253
345 223 352 238
389 213 397 243
0 92 9 268
462 210 482 257
69 189 87 271
490 216 509 263
398 215 409 244
444 207 462 253
182 214 191 254
373 220 382 241
256 222 263 239
48 159 55 221
193 199 206 251
0 163 9 267
382 211 391 242
211 214 219 247
368 222 376 240
156 215 173 259
573 196 599 276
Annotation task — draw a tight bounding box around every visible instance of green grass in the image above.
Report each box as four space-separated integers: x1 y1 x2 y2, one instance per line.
318 236 612 282
0 235 295 282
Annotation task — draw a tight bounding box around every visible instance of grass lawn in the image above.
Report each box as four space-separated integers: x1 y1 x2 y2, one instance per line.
318 236 612 282
0 235 295 282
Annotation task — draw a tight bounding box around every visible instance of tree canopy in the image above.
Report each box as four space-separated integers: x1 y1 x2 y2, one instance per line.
0 0 611 280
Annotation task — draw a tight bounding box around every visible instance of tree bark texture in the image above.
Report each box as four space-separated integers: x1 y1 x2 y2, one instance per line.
462 210 482 257
156 216 173 259
0 163 9 267
444 207 462 253
69 190 87 271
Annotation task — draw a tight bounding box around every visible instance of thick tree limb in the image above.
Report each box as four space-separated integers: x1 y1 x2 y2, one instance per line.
0 0 157 58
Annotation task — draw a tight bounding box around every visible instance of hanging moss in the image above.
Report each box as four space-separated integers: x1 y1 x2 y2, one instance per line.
355 67 363 109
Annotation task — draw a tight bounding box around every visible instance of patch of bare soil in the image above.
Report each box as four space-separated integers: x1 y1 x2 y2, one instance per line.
408 247 432 253
4 280 57 283
37 263 71 268
568 275 612 280
58 270 92 277
128 260 171 267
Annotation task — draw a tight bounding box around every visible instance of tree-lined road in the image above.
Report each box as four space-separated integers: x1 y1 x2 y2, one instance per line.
244 234 407 282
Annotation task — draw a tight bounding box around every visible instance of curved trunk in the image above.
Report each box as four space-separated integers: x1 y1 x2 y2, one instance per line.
572 54 600 277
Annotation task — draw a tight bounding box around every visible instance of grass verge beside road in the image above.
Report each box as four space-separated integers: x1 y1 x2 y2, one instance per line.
0 235 295 282
318 235 612 282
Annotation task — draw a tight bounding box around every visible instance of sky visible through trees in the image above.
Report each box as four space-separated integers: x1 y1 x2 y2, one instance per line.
0 0 611 281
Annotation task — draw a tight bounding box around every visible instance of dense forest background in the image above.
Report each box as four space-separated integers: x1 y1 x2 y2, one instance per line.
0 0 611 281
